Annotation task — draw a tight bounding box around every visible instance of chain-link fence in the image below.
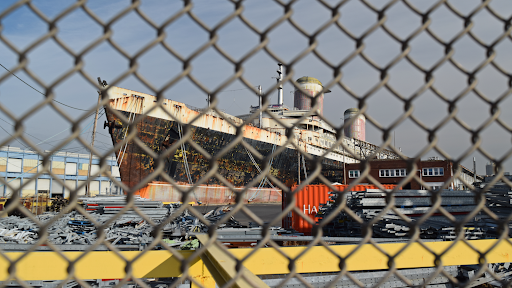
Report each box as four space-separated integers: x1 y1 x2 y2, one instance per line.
0 0 512 287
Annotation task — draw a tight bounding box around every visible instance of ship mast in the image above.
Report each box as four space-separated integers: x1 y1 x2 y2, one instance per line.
258 85 262 128
277 63 283 106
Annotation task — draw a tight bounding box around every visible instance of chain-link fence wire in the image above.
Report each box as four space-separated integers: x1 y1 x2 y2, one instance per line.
0 0 511 287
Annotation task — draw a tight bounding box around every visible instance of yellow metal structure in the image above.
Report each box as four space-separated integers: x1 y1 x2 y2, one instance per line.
196 234 269 288
1 238 511 287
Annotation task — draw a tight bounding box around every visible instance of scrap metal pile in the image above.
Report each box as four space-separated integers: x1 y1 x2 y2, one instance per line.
459 262 512 287
317 189 508 239
82 196 168 220
0 196 250 249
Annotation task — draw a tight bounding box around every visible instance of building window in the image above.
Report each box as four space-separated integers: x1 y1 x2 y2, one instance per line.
379 169 406 177
348 170 360 178
422 167 444 176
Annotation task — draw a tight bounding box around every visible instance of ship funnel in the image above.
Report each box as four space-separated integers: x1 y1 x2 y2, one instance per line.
294 76 327 115
344 108 366 141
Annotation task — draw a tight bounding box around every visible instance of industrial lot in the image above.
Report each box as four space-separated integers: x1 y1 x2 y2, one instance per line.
0 75 509 286
1 1 511 287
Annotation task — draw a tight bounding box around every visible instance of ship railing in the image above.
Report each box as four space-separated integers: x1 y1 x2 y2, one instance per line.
187 104 226 115
352 138 401 160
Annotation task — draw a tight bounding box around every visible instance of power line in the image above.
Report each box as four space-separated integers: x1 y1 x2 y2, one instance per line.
0 62 89 111
0 108 104 153
96 132 111 138
59 145 111 153
95 128 111 138
53 99 89 111
0 111 113 190
0 109 99 141
93 139 113 146
217 86 258 94
0 116 44 143
0 109 100 147
0 124 29 150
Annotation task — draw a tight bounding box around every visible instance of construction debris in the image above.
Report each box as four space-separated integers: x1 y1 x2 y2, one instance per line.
47 196 69 213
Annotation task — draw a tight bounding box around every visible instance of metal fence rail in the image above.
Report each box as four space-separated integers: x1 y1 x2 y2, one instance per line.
0 0 511 287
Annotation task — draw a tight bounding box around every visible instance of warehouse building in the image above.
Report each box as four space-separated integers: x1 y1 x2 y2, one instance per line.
0 146 122 198
345 158 483 190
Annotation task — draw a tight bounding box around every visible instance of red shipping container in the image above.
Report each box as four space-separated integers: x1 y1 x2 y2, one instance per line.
282 184 397 235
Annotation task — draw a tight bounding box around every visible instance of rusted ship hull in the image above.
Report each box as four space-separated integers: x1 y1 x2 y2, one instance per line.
105 111 345 190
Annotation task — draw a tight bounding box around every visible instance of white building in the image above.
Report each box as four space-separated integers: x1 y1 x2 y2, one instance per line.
0 146 122 198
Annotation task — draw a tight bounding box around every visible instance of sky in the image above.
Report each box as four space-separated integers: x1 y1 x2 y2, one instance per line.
0 0 511 175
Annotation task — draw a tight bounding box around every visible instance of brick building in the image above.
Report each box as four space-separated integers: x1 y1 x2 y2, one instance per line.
344 158 482 190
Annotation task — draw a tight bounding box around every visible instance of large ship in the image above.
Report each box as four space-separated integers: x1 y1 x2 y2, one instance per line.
103 65 399 193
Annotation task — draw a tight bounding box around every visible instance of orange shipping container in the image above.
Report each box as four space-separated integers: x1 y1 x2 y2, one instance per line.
135 182 282 204
282 184 397 235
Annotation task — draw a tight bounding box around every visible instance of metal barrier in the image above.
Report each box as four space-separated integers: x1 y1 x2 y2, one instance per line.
0 0 511 287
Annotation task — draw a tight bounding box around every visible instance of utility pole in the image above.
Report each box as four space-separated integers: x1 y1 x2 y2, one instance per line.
298 153 301 185
87 78 103 197
473 157 476 186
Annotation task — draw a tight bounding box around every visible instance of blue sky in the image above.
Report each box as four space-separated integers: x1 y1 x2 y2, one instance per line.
0 0 511 174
